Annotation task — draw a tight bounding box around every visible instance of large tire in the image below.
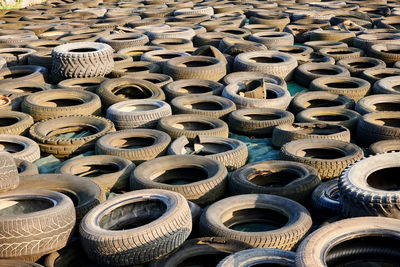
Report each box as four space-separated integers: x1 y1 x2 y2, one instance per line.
17 174 105 223
310 179 341 219
369 139 400 154
79 189 192 266
339 152 400 218
280 139 364 180
229 160 321 203
355 94 400 115
56 155 135 194
0 111 33 136
295 217 400 267
199 194 312 249
272 123 351 148
21 89 101 121
51 42 114 80
131 155 227 206
0 134 40 162
0 152 19 192
0 189 75 260
95 129 171 164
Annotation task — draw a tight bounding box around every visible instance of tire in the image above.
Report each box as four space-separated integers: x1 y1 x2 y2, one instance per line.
318 47 364 61
131 155 227 206
355 94 400 115
373 76 400 94
110 61 161 78
17 174 105 223
97 77 165 108
150 237 253 267
368 43 400 64
56 77 108 92
150 38 194 51
233 51 298 81
99 32 149 51
229 160 320 203
21 89 101 121
228 108 294 137
56 155 135 194
294 63 350 87
270 45 313 63
360 68 400 85
147 27 196 41
0 260 42 267
193 32 241 47
163 79 224 100
0 189 75 260
0 111 33 136
0 65 48 85
168 135 248 171
14 158 38 177
310 179 341 219
217 248 295 267
120 73 172 88
95 129 171 164
0 134 40 162
192 45 228 69
79 189 192 266
295 217 400 267
310 76 371 102
336 57 386 77
0 48 36 66
272 123 351 148
369 139 400 154
106 99 172 130
290 91 355 114
29 115 115 158
222 82 291 110
118 45 165 61
157 114 228 142
0 151 19 192
163 55 227 81
222 72 287 89
51 42 114 80
27 50 52 69
249 32 294 48
310 29 355 44
356 111 400 145
170 95 236 119
199 194 312 249
304 40 348 51
280 139 364 180
296 107 361 133
141 49 190 68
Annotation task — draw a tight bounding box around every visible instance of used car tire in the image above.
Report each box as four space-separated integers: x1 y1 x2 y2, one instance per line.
294 63 350 87
355 94 400 115
373 76 400 94
0 111 33 136
14 158 38 177
0 134 40 162
163 79 224 100
369 139 400 154
310 178 341 219
357 111 400 145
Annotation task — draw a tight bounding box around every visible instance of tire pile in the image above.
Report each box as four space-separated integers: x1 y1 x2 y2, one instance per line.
0 0 400 266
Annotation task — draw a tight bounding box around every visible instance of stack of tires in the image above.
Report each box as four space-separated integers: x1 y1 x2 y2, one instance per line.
0 0 399 266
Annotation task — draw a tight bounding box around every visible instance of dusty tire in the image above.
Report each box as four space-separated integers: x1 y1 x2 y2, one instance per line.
229 160 320 203
199 194 312 249
0 111 33 136
373 76 400 94
280 139 364 180
0 134 40 162
0 152 19 192
222 72 286 89
310 178 341 219
355 94 400 115
360 68 400 85
79 189 192 266
336 57 386 77
294 63 350 87
163 79 224 100
56 77 107 92
369 139 400 154
131 155 227 206
14 159 38 177
0 260 43 267
357 111 400 145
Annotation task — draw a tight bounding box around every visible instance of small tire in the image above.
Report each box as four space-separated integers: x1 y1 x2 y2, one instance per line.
369 139 400 154
310 178 341 219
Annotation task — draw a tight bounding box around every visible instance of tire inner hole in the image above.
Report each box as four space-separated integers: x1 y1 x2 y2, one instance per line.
313 114 349 121
112 84 153 99
247 169 300 187
309 69 340 75
326 50 353 55
279 48 305 54
325 82 359 88
0 198 54 216
0 117 19 126
42 98 85 107
294 125 345 135
118 104 158 112
194 142 232 155
347 61 376 69
243 114 281 121
152 166 209 185
99 199 167 230
372 102 400 111
69 48 98 53
250 56 284 63
178 85 212 94
71 163 121 177
174 121 215 130
376 118 400 127
121 66 150 72
155 53 181 60
306 99 342 108
1 71 32 80
176 252 230 267
7 86 44 93
367 167 400 191
181 60 213 67
0 141 24 153
110 137 155 149
300 148 346 159
184 101 223 110
48 125 97 138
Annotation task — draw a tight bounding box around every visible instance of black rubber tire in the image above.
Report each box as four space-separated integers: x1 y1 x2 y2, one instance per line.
357 111 400 145
310 76 371 102
295 217 400 267
163 79 224 100
228 108 294 137
229 160 321 203
170 95 236 119
163 55 227 81
29 115 115 158
217 248 295 267
222 72 287 89
310 178 341 219
294 63 350 87
99 32 149 51
355 94 400 115
369 139 400 154
318 47 364 61
272 123 351 148
368 43 400 64
56 77 108 92
106 99 172 130
21 89 101 121
280 139 364 180
290 91 355 114
0 111 33 136
296 107 361 133
373 76 400 94
131 155 227 206
95 129 171 164
336 57 386 77
0 189 75 260
222 82 291 110
157 114 229 142
168 135 248 171
97 77 165 108
360 68 400 85
56 155 135 194
150 237 253 267
17 174 105 223
233 51 298 81
0 260 43 267
79 189 192 266
199 194 312 249
0 65 48 85
120 73 172 88
110 61 161 78
51 42 114 80
14 158 38 177
0 134 40 162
